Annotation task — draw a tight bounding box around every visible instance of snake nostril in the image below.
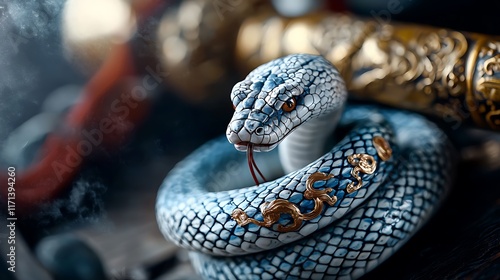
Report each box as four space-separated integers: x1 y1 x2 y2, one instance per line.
255 127 264 135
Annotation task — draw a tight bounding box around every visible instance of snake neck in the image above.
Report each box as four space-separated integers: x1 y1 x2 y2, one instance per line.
279 109 343 173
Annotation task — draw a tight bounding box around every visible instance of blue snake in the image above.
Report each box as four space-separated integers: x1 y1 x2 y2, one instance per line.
156 54 456 279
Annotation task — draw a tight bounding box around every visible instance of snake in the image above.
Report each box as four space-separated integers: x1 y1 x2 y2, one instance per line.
156 54 456 279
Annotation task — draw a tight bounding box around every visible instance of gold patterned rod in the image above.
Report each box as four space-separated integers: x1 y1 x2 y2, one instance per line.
235 11 500 131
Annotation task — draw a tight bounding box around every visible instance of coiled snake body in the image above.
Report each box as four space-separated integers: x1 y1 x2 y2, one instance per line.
156 54 455 279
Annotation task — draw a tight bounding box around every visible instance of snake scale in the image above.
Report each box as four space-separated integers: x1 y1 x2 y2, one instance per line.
156 54 456 279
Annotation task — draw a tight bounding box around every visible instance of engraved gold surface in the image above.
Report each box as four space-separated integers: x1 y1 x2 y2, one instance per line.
469 41 500 130
235 12 500 131
373 136 392 161
348 27 468 115
231 172 335 233
347 154 377 194
158 6 500 130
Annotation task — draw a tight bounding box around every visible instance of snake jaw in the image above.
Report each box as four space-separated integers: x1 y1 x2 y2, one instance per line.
227 122 281 152
234 142 278 152
227 121 301 153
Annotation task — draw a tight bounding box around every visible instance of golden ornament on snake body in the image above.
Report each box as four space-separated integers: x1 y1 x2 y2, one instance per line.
231 172 336 233
346 154 377 194
373 136 392 161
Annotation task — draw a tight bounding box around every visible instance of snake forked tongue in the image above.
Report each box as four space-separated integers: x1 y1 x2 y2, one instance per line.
247 143 267 185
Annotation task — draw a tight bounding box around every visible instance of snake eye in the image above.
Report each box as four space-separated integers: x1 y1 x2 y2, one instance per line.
282 97 296 112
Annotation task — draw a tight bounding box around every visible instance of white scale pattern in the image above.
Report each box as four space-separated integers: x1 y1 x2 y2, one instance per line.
187 108 454 279
156 55 456 279
157 121 395 256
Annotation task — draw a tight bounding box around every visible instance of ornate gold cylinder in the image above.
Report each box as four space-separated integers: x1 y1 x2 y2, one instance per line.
236 12 500 131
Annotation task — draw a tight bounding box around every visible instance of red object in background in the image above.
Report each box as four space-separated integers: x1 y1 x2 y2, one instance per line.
0 0 165 212
3 43 138 211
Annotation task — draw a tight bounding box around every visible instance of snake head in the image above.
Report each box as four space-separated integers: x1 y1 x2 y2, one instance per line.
226 54 346 152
